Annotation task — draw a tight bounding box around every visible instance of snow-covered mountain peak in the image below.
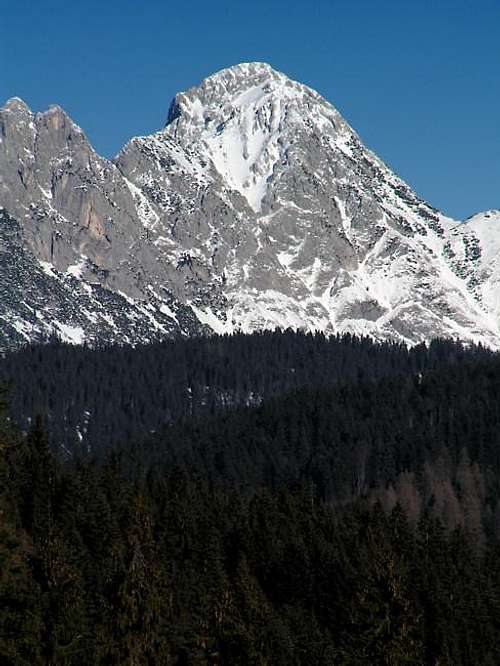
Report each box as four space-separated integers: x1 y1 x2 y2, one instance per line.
465 210 500 224
166 62 289 122
461 210 500 266
2 64 500 351
162 62 351 212
0 97 35 141
1 96 32 115
165 61 346 136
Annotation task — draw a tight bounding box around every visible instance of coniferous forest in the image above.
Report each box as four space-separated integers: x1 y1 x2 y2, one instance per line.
1 331 500 664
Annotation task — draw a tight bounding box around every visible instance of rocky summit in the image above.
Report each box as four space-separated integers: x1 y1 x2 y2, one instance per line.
0 63 499 350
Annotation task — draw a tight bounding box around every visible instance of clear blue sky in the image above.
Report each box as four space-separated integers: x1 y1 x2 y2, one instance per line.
2 0 499 219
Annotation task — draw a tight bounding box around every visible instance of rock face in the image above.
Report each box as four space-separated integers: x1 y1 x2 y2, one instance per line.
0 63 499 349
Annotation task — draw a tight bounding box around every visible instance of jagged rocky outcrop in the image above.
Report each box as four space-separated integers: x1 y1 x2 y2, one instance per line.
0 63 499 349
0 209 204 349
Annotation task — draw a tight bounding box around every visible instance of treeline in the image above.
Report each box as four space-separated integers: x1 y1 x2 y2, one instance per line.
1 415 499 664
0 331 489 456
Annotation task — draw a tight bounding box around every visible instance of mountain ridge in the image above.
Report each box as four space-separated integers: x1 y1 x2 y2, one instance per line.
1 63 498 349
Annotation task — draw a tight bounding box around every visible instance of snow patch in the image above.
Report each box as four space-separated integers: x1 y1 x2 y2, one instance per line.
66 259 87 279
54 322 85 344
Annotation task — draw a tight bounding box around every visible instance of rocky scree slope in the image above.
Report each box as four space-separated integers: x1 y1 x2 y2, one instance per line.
0 63 498 349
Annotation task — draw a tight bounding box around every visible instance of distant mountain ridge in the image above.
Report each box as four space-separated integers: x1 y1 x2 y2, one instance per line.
1 62 499 349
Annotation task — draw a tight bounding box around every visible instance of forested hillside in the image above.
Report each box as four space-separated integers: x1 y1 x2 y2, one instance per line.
0 331 490 455
1 415 500 664
1 332 499 541
2 332 500 663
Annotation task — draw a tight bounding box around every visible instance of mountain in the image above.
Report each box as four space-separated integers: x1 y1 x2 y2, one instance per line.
1 63 498 349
